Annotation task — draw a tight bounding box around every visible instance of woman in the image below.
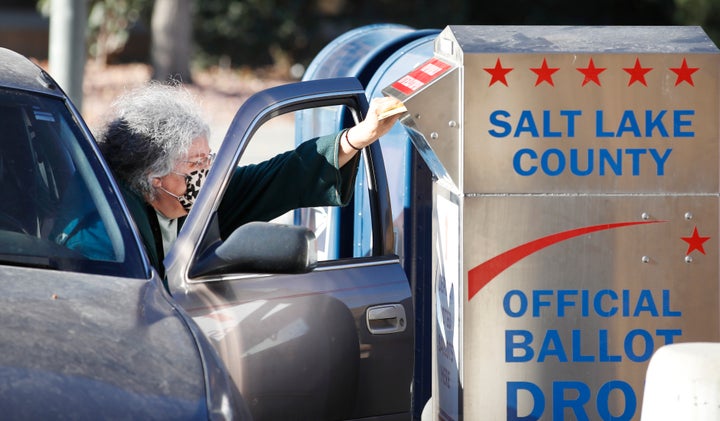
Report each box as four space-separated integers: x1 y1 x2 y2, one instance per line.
97 82 402 278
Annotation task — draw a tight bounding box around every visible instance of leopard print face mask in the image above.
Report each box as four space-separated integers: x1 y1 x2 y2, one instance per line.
164 168 209 212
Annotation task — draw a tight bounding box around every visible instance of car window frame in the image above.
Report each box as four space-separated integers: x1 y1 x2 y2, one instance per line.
0 87 149 278
164 78 381 289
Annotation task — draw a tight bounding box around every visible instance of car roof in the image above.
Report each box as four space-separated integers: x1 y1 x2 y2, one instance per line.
0 47 64 97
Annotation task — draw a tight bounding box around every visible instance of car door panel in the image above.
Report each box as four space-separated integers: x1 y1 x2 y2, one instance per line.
179 258 412 419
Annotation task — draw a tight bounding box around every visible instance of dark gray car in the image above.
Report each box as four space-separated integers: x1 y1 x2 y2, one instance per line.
165 79 414 420
0 47 414 420
0 47 245 419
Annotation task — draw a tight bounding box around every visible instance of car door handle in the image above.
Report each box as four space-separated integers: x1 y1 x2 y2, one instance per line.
366 304 407 334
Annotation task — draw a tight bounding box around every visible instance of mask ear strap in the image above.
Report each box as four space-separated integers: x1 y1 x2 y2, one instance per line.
157 186 182 200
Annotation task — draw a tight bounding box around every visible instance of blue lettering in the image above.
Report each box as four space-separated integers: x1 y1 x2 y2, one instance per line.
645 110 668 137
508 380 637 421
512 148 671 177
504 327 683 363
490 109 584 138
596 109 694 137
554 381 591 421
622 290 631 317
513 148 537 176
598 149 622 175
634 290 659 317
561 110 582 137
557 290 578 316
599 329 622 362
504 289 528 317
617 110 642 137
673 109 694 137
597 380 636 421
656 329 682 345
507 382 545 421
541 148 565 176
626 148 646 176
488 110 512 137
509 289 681 319
490 109 693 139
596 110 614 137
538 329 568 362
532 290 553 317
515 110 540 137
543 110 562 137
662 290 681 316
624 329 654 362
650 148 671 175
581 290 590 317
570 149 593 176
506 330 534 362
572 329 595 362
595 290 618 317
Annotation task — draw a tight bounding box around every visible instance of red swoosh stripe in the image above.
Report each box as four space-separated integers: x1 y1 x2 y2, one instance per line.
467 221 665 300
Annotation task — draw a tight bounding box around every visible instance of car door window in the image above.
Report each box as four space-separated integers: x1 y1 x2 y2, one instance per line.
181 99 394 273
0 88 145 277
236 110 296 225
294 101 397 261
237 106 356 261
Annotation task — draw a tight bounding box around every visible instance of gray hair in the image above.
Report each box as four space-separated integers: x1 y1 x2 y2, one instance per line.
97 82 210 200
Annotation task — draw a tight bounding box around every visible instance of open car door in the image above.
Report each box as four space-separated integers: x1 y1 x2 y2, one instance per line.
164 78 413 421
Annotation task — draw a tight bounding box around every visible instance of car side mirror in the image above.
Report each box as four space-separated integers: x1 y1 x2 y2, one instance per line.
190 221 317 277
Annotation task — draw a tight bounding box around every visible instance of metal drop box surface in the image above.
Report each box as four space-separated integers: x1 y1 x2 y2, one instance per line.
383 25 720 420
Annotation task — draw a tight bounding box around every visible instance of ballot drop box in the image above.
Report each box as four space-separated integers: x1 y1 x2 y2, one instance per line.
383 26 720 420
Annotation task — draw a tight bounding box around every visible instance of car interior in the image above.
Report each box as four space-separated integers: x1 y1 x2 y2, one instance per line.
0 88 144 276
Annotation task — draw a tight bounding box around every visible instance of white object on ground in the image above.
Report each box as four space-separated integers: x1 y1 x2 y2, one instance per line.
641 342 720 420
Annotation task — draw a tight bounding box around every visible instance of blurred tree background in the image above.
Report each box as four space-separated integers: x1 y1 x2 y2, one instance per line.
36 0 720 79
193 0 720 75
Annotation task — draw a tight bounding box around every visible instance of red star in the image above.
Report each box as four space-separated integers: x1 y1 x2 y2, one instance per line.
576 58 606 87
484 58 513 86
681 226 710 255
530 58 560 86
623 58 653 86
670 58 699 86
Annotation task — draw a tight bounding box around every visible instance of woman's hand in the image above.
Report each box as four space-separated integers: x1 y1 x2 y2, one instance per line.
339 96 405 166
348 96 404 148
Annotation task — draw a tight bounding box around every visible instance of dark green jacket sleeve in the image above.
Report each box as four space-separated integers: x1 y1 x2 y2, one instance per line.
217 131 359 238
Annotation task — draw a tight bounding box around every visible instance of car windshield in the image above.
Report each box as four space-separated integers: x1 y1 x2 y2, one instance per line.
0 88 146 278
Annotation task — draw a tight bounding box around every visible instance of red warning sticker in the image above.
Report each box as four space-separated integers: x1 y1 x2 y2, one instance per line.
391 58 452 95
